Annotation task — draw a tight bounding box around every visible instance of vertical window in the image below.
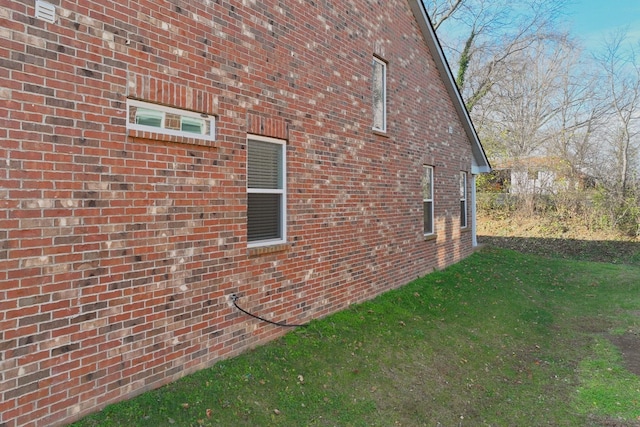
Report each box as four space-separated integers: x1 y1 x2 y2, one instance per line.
460 171 468 228
423 166 434 235
372 56 387 132
247 136 286 246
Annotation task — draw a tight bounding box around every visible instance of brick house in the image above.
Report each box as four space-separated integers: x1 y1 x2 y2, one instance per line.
0 0 490 425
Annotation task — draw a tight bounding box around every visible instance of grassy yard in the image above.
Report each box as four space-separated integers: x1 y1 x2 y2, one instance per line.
72 245 640 427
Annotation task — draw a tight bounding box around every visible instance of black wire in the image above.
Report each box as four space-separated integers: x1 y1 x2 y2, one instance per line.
232 295 309 328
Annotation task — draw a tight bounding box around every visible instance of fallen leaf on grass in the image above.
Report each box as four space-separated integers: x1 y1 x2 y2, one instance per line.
206 408 212 418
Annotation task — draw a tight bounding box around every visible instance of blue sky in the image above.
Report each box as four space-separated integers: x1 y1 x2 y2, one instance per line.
564 0 640 50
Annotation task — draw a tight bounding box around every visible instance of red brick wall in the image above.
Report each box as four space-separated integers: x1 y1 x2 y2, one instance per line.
0 0 474 425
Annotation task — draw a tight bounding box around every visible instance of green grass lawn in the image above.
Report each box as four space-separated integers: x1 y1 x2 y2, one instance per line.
71 246 640 426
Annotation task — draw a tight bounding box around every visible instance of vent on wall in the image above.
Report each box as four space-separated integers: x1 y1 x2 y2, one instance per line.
35 0 56 23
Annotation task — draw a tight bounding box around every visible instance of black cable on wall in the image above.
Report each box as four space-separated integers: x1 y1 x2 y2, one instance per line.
231 294 309 328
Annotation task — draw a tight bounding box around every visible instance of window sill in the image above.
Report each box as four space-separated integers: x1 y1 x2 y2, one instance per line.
372 129 389 138
247 243 290 257
423 233 437 242
461 227 471 233
128 129 217 148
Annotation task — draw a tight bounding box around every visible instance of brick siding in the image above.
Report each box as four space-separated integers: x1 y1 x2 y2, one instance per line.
0 0 474 425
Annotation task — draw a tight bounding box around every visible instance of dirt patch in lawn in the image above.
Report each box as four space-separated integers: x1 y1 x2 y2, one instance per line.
587 416 640 427
609 333 640 376
575 316 615 334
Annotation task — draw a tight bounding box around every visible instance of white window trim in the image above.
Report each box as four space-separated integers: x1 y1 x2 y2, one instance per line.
126 99 215 141
423 165 434 236
460 171 468 229
247 135 287 248
372 56 387 133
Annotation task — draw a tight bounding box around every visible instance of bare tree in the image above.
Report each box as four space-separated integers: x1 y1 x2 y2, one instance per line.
424 0 568 112
426 0 463 30
545 45 609 185
595 30 640 199
479 36 578 160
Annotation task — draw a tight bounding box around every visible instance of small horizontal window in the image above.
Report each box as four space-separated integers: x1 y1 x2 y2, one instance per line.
126 99 215 141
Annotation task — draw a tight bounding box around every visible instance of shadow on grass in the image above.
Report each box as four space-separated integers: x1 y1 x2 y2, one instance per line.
478 235 640 265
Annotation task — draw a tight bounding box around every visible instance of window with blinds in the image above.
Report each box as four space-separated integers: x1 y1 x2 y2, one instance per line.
247 137 286 246
423 165 434 235
460 171 468 228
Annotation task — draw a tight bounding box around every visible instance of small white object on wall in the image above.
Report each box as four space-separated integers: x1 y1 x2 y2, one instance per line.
35 0 56 23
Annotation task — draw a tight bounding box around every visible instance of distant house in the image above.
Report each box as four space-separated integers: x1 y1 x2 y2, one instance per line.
0 0 489 425
491 157 594 195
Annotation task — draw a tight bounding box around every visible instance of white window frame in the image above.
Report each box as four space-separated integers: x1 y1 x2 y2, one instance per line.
460 171 468 228
126 99 215 141
372 56 387 132
423 165 434 236
247 135 287 248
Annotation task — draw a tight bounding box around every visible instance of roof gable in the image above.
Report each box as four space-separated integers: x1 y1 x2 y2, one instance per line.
407 0 491 174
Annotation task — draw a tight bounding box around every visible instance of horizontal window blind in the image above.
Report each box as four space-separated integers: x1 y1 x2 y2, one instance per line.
248 193 282 241
248 140 282 189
